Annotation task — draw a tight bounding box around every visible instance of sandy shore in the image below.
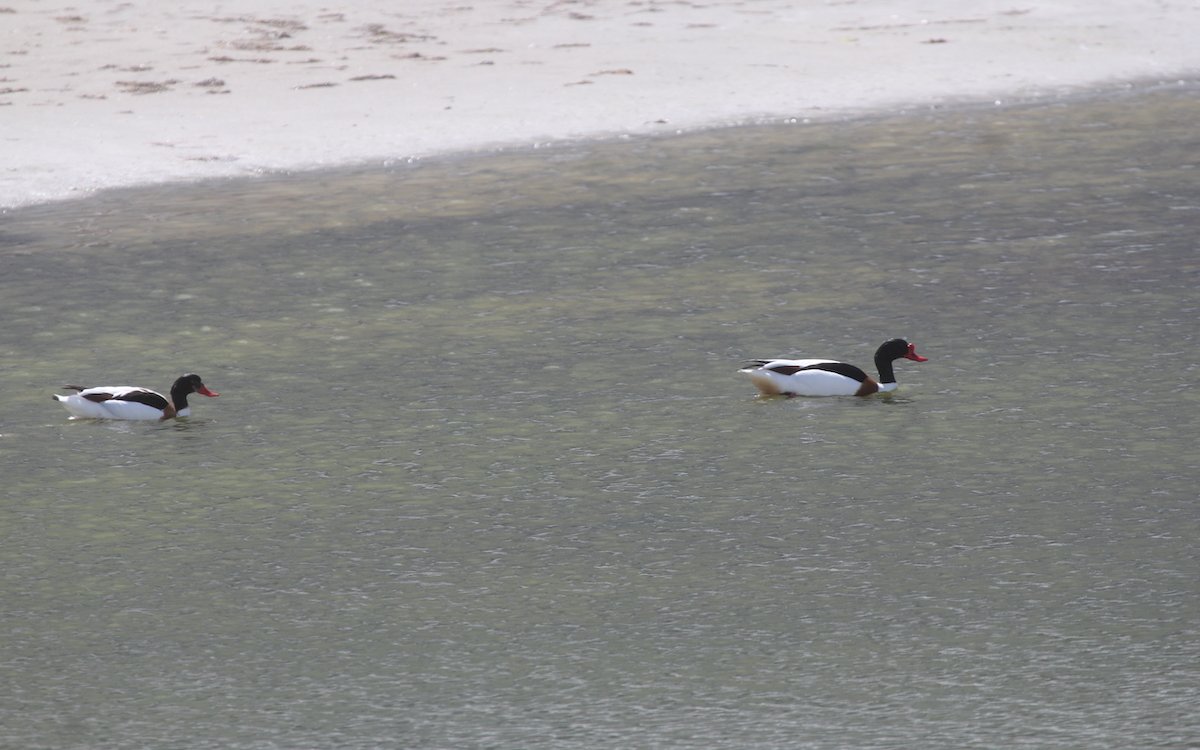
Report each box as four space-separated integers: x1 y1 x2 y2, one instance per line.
3 0 1199 209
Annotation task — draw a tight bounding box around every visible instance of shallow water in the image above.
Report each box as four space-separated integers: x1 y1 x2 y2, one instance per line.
2 86 1198 749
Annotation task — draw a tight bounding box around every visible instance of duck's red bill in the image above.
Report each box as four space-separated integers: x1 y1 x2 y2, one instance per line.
198 386 220 397
904 343 928 362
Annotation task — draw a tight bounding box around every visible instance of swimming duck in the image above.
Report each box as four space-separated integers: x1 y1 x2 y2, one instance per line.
740 338 927 397
53 373 220 420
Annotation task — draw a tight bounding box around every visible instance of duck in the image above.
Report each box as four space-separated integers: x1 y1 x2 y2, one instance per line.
52 373 220 420
740 338 927 397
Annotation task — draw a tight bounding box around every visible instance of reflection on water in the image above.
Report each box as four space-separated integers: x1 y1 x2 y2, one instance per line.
2 85 1199 749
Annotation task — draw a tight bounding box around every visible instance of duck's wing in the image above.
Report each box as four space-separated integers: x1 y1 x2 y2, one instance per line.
741 358 836 372
78 386 170 410
796 361 869 382
745 359 869 381
109 388 171 410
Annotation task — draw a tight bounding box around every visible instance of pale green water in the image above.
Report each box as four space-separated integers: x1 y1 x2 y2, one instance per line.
2 86 1198 749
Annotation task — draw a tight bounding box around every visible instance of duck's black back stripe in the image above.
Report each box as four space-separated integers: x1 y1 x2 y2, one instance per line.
112 390 170 410
768 361 868 383
766 364 804 376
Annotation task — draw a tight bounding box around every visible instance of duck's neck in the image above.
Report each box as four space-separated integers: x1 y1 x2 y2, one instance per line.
169 383 191 411
874 355 898 386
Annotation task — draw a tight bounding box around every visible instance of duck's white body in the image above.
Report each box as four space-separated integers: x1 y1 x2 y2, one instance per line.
54 387 189 420
740 339 927 398
53 374 219 420
741 359 895 397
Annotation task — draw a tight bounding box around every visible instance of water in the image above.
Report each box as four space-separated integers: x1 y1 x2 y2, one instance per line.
2 85 1198 749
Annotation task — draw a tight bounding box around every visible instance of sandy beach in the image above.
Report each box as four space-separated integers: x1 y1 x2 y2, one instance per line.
3 0 1199 209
